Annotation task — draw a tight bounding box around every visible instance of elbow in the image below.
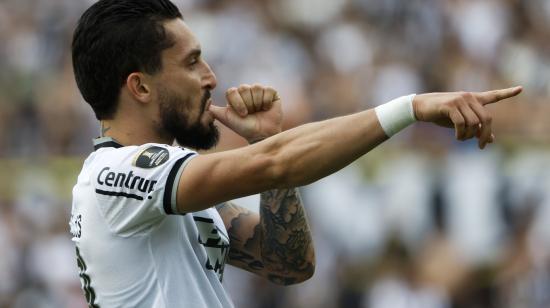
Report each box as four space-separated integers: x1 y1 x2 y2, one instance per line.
268 258 316 286
295 263 316 284
269 264 316 286
264 241 316 286
296 251 316 284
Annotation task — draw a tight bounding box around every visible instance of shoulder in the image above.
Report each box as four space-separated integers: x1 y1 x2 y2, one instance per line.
88 143 197 194
88 143 198 214
91 143 196 171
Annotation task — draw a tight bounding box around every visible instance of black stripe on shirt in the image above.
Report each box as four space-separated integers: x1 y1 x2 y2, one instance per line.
93 141 123 150
163 153 195 215
95 189 143 201
193 216 214 223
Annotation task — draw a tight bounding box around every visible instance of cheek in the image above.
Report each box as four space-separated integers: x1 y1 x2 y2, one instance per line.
173 71 202 92
159 74 204 114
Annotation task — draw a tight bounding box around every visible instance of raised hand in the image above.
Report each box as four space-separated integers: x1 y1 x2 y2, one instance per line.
209 84 283 143
413 86 522 149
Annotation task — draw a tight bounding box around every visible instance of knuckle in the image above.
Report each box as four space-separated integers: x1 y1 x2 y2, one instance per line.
462 91 473 100
263 91 273 100
450 97 463 107
252 83 263 90
238 84 250 92
479 115 490 124
468 118 480 126
226 87 237 96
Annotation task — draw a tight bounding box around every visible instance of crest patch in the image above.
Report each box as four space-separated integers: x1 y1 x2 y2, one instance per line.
133 146 169 168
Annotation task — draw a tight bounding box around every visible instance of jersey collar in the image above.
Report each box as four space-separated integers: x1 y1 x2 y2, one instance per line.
93 137 123 150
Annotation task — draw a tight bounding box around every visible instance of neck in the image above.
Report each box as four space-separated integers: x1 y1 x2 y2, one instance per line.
100 119 173 146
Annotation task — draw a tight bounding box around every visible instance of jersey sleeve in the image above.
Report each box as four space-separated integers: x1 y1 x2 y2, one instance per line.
91 144 197 236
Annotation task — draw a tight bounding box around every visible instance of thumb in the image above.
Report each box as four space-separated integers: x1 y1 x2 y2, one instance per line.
209 105 229 125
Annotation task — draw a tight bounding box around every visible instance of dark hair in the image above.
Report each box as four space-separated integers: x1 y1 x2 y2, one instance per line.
72 0 182 120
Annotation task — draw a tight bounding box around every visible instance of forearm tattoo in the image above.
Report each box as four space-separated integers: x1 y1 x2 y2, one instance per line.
259 189 314 284
222 189 314 285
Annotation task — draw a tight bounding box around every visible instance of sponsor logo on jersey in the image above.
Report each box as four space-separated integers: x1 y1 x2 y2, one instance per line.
96 167 157 200
133 146 169 169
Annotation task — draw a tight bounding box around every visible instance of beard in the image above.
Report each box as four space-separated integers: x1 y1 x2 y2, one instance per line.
158 89 219 150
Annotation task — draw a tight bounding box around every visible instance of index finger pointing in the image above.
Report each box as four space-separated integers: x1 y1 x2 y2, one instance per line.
475 86 522 105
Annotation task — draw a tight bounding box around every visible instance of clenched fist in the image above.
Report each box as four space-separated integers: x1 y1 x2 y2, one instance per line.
413 86 522 149
209 84 283 143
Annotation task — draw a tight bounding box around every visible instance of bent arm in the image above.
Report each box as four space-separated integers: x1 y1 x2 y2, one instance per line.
217 188 314 285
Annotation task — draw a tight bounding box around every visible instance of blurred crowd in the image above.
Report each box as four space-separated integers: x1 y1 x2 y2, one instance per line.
0 0 549 307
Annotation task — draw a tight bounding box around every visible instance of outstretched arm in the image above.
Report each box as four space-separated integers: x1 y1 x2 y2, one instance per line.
216 188 314 285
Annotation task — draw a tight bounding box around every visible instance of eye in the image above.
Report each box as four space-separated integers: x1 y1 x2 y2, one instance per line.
189 56 199 67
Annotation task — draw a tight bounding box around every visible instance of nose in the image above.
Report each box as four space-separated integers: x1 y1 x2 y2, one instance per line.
202 61 217 90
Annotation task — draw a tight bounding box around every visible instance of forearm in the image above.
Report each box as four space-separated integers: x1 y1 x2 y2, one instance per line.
258 188 314 285
254 109 388 188
177 108 390 212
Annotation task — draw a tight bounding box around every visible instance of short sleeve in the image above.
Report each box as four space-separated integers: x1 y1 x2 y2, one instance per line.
91 144 197 236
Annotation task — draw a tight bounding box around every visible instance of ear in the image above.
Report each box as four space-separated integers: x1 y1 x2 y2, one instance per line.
126 72 153 103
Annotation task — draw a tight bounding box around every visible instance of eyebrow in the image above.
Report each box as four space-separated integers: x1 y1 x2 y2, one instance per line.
182 48 201 63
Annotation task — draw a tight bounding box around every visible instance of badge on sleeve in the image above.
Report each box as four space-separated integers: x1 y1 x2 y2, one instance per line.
133 146 170 168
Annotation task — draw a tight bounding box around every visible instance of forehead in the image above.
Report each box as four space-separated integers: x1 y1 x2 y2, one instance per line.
162 19 199 57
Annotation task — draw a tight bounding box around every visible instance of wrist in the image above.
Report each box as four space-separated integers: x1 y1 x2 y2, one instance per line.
374 94 416 137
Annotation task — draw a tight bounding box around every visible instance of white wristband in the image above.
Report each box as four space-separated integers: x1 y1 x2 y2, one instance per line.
374 94 417 137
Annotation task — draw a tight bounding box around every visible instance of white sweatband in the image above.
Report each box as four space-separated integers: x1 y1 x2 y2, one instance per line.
374 94 417 137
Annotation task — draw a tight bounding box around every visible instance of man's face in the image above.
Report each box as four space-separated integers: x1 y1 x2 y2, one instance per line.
152 19 218 150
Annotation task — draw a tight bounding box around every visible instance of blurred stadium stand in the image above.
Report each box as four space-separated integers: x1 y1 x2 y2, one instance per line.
0 0 549 307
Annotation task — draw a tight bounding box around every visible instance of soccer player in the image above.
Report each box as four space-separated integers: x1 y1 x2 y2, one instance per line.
69 0 522 307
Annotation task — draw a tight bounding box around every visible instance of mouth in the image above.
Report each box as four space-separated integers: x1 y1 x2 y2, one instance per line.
201 90 212 114
202 98 215 123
